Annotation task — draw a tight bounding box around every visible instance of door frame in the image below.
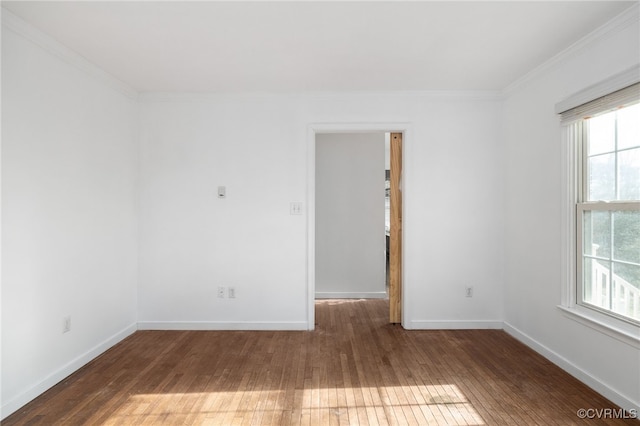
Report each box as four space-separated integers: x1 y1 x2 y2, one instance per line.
306 122 410 330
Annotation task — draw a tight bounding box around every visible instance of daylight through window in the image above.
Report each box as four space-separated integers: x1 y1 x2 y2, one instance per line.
576 97 640 323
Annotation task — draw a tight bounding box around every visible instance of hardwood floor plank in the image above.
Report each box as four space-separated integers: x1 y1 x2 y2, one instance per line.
4 299 638 425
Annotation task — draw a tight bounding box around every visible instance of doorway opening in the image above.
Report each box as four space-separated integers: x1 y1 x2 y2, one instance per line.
308 125 405 329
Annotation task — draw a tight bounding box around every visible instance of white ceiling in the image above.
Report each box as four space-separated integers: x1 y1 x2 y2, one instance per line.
2 1 636 93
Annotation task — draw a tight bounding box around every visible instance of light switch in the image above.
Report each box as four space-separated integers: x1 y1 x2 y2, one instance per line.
217 186 226 198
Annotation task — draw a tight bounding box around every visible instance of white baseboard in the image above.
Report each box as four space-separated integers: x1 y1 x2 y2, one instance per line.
503 321 640 414
315 291 387 299
1 323 137 420
137 321 309 331
406 320 503 330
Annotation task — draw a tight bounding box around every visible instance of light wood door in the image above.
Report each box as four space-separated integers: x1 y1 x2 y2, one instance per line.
389 133 402 323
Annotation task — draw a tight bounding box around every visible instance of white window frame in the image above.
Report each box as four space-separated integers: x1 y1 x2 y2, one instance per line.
558 66 640 348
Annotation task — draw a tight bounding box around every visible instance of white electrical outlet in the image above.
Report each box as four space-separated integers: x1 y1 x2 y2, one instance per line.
290 202 303 215
228 287 236 298
465 286 474 298
63 316 71 333
218 286 225 298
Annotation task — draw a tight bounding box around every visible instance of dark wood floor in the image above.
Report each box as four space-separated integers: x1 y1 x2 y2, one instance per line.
4 299 637 425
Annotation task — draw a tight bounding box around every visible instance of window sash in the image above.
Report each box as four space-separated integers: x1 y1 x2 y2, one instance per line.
576 201 640 325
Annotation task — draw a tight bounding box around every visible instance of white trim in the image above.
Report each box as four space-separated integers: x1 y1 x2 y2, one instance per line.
560 111 640 342
137 321 308 331
504 321 640 414
139 90 501 103
1 8 138 100
306 125 316 331
308 91 501 101
315 292 387 299
555 68 640 115
406 320 503 330
0 323 137 420
503 3 640 97
307 122 411 330
558 305 640 349
560 125 578 308
0 7 4 420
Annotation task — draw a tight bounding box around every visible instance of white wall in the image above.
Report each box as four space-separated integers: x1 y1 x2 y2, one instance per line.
137 96 308 328
137 92 504 330
1 21 139 417
502 9 640 412
315 133 386 299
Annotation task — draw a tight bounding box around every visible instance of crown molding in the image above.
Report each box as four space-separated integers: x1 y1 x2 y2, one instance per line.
1 8 139 100
502 3 640 97
554 64 640 114
138 89 501 103
305 89 502 101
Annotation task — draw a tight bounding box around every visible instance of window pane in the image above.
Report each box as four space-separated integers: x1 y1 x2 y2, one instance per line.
611 262 640 321
618 147 640 200
583 210 610 257
588 153 615 200
613 210 640 264
614 263 640 290
584 257 611 310
618 103 640 150
588 112 615 155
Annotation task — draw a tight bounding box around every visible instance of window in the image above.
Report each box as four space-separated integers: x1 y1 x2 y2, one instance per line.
578 102 640 323
563 83 640 325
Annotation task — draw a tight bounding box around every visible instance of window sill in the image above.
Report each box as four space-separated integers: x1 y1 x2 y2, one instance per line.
557 305 640 349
